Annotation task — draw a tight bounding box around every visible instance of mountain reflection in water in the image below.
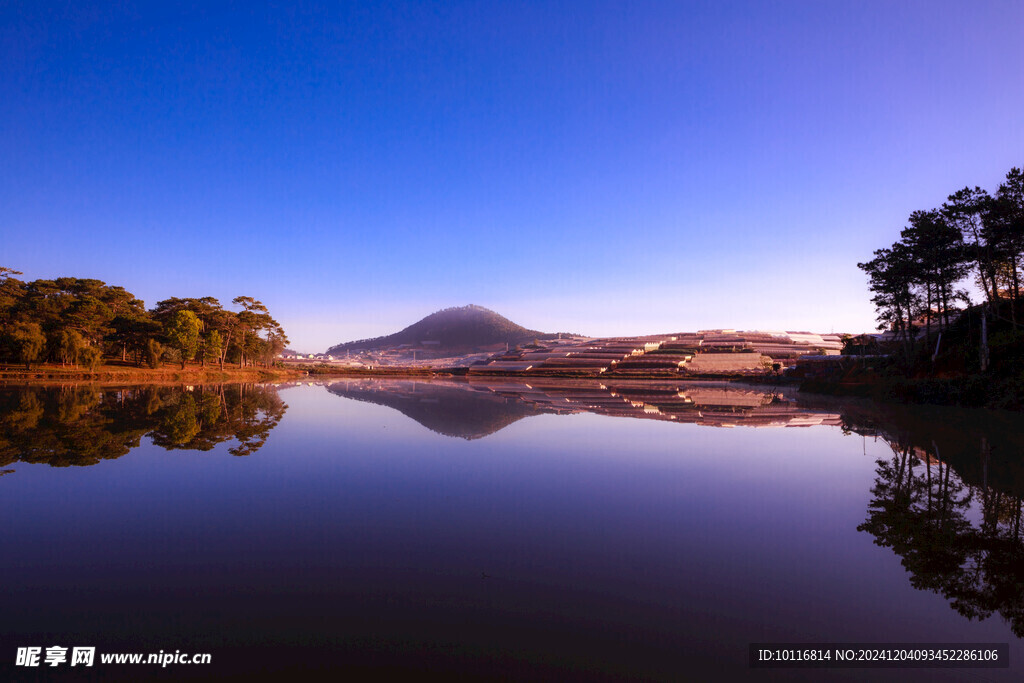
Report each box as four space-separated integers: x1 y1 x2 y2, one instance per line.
0 383 286 467
325 378 843 439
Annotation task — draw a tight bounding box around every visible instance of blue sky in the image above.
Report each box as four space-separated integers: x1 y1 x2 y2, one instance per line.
3 1 1023 351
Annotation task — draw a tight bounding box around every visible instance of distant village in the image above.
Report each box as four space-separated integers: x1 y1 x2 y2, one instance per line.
279 329 851 377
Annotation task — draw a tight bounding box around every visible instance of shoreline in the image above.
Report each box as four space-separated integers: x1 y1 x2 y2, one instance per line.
0 362 797 385
797 374 1024 412
2 363 1019 413
0 363 307 386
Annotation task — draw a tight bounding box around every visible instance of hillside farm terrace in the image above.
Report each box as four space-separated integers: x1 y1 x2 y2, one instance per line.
468 330 843 376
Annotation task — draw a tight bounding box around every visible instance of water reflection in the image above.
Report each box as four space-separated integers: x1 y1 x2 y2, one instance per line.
0 383 286 467
833 401 1024 498
856 437 1024 637
323 378 1024 639
827 404 1024 638
3 378 1024 660
325 379 545 439
325 378 844 438
834 400 1024 638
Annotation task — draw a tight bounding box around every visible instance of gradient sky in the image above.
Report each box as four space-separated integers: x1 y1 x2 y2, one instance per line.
3 1 1023 351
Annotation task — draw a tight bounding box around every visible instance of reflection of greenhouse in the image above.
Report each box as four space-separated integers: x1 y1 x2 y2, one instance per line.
472 379 845 428
326 378 844 436
469 330 844 376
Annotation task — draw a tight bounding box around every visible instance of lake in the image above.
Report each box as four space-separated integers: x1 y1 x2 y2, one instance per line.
2 379 1022 681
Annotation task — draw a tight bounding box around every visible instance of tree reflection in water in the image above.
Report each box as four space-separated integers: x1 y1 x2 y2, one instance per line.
3 380 1023 639
858 434 1024 637
0 384 287 467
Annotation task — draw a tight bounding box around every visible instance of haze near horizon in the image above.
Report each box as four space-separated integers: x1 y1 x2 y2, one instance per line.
3 1 1023 351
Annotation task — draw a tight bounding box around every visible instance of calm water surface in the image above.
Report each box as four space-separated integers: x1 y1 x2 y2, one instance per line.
2 379 1022 681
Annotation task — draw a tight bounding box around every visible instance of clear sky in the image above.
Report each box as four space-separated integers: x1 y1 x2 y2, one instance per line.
3 1 1023 352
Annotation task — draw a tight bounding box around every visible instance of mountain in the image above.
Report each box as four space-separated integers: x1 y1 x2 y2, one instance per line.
326 304 557 355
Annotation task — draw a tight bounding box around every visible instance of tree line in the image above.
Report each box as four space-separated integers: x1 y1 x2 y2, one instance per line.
858 167 1024 348
0 268 288 370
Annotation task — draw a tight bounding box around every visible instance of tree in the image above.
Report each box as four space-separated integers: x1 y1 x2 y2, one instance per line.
203 330 223 368
9 322 46 370
900 209 969 336
262 328 287 366
165 310 201 370
944 187 997 309
0 268 289 374
985 168 1024 329
153 296 241 368
58 329 86 367
152 296 223 331
79 345 103 370
0 267 24 328
230 297 289 367
145 339 164 369
13 277 146 362
858 242 921 355
110 313 161 365
232 297 266 368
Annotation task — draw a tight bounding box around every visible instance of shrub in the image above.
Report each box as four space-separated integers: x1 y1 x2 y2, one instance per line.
146 339 163 369
79 346 103 370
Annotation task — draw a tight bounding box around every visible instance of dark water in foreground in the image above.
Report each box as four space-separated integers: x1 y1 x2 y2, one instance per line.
1 379 1023 681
